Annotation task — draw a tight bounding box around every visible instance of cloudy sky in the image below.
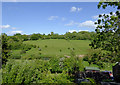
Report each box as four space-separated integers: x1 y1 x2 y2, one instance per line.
2 2 117 35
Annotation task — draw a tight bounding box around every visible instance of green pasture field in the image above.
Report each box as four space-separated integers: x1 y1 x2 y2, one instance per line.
22 39 91 57
9 39 114 71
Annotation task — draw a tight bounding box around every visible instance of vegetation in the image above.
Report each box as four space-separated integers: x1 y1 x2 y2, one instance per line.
1 32 96 84
85 2 120 70
2 1 120 84
90 2 120 63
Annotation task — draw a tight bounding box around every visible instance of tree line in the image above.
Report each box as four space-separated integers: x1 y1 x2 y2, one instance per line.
8 31 96 41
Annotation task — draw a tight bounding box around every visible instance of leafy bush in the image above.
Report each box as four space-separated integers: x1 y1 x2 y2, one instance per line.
45 45 48 48
39 52 42 55
10 55 21 59
9 52 21 59
59 49 62 52
63 56 84 74
32 45 37 48
83 56 88 61
49 56 62 73
30 34 39 40
20 50 26 54
21 44 32 51
2 60 72 83
68 47 70 50
84 49 111 68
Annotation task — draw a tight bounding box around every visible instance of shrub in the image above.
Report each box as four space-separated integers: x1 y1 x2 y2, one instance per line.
20 50 26 54
39 52 42 55
83 56 88 61
73 48 75 50
33 45 36 48
10 54 21 59
49 57 62 73
45 45 48 48
59 49 62 52
68 47 70 50
21 44 32 51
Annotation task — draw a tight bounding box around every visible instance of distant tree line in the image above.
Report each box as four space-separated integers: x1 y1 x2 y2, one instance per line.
8 31 96 41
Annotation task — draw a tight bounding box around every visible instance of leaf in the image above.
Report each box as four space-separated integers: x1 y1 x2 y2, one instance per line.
110 12 113 15
98 19 101 24
99 14 102 18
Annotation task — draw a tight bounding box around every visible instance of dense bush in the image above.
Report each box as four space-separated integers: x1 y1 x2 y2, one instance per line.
2 33 10 64
30 34 39 40
63 56 84 75
10 54 21 59
20 50 26 54
21 44 33 51
83 49 111 69
45 45 48 48
49 56 63 73
2 60 72 84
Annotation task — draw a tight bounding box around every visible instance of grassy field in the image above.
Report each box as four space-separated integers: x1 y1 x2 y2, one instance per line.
9 39 113 71
23 39 91 57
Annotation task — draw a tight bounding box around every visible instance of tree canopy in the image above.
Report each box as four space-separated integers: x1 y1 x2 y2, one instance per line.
90 2 120 62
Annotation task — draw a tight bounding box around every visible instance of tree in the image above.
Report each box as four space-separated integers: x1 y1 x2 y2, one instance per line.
14 33 21 36
50 32 54 36
90 2 120 62
2 33 10 64
30 34 39 40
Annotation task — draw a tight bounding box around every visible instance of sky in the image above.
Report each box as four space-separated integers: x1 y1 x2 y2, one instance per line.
2 2 117 35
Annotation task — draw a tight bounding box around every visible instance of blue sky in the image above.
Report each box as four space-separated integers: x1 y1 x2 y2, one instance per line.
2 2 116 35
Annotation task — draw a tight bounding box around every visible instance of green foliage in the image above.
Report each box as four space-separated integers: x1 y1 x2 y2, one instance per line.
63 55 84 74
90 2 120 63
83 49 111 69
2 33 10 64
9 50 22 59
30 33 40 40
45 45 48 48
59 49 62 52
20 50 26 54
10 54 21 59
49 56 62 73
21 44 33 51
2 59 72 83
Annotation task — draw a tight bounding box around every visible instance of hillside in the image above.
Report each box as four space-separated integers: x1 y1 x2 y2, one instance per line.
22 39 91 57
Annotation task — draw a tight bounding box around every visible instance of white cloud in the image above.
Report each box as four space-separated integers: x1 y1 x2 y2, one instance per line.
70 7 77 12
1 24 10 29
65 21 75 26
12 27 17 29
92 15 99 19
70 6 82 12
48 16 58 20
69 30 77 33
79 30 89 32
78 20 97 28
7 30 23 35
61 17 66 21
68 29 89 33
78 8 82 11
65 20 96 29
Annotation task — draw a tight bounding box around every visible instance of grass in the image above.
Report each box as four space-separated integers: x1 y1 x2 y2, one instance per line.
23 39 91 57
10 39 114 71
